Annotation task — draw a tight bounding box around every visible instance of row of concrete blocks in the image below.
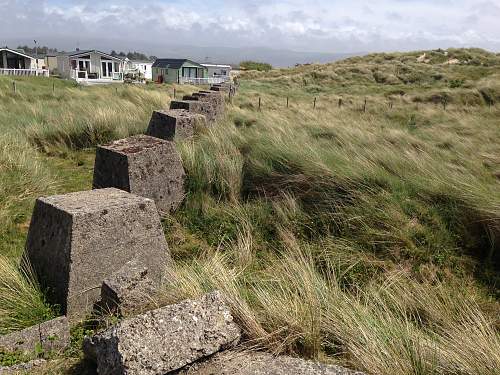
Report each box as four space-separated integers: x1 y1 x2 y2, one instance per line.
171 89 226 123
5 87 227 336
0 87 226 363
93 87 227 216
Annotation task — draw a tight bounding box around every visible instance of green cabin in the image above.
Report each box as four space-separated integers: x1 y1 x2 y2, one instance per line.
152 58 208 83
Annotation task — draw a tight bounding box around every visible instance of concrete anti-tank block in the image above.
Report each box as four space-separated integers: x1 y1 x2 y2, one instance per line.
179 351 367 375
170 99 203 112
209 85 228 92
24 188 170 320
93 135 186 215
170 99 217 123
182 94 223 121
146 109 206 141
100 259 156 317
0 317 70 355
84 291 241 375
194 91 225 119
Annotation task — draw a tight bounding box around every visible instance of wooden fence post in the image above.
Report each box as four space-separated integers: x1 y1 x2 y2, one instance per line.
173 87 176 99
12 81 16 93
52 82 55 93
338 98 342 108
286 97 289 108
258 96 261 110
363 98 367 112
313 97 317 109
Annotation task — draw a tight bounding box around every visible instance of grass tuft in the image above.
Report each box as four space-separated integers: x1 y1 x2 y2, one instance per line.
0 256 55 334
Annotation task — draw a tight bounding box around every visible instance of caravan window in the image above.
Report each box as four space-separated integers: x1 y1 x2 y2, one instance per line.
78 60 90 71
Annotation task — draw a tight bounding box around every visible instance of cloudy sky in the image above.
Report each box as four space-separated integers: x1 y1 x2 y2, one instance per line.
1 0 500 56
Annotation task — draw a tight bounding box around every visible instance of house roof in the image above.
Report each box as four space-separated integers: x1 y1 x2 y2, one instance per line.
201 63 232 69
152 58 205 69
61 50 124 61
0 47 35 60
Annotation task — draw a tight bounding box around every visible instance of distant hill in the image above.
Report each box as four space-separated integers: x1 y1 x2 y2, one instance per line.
136 45 361 68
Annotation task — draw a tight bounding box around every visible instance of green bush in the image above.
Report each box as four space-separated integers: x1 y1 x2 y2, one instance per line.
0 349 32 367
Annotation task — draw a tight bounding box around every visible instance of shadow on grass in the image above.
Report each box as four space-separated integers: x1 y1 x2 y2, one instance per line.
64 359 96 375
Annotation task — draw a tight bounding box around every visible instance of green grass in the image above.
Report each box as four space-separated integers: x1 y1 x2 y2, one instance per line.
0 49 499 374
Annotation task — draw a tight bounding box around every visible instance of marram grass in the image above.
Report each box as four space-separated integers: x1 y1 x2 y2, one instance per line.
0 256 54 334
0 50 499 373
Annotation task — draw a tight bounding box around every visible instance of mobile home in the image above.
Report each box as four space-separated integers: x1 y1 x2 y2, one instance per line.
152 58 207 84
201 63 232 80
57 50 125 83
0 47 49 77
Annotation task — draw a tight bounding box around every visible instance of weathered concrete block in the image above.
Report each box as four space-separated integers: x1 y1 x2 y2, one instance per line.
209 85 228 92
0 317 69 355
182 94 220 117
93 135 186 215
179 351 367 375
100 259 156 317
146 109 206 141
170 100 217 123
211 84 234 95
24 188 170 320
194 91 225 120
84 291 241 375
170 99 203 112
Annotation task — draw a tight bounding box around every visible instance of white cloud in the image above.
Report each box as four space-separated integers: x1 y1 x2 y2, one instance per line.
0 0 499 53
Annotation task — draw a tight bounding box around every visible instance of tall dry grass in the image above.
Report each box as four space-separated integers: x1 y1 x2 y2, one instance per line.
162 240 499 375
0 256 54 334
168 64 499 374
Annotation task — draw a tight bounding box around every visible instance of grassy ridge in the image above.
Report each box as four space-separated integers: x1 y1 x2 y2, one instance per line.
0 49 498 374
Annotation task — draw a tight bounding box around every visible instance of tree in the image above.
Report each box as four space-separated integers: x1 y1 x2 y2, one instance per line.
109 50 153 61
17 45 58 55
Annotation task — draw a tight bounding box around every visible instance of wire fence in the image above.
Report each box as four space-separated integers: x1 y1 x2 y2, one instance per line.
1 77 496 113
244 94 497 112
